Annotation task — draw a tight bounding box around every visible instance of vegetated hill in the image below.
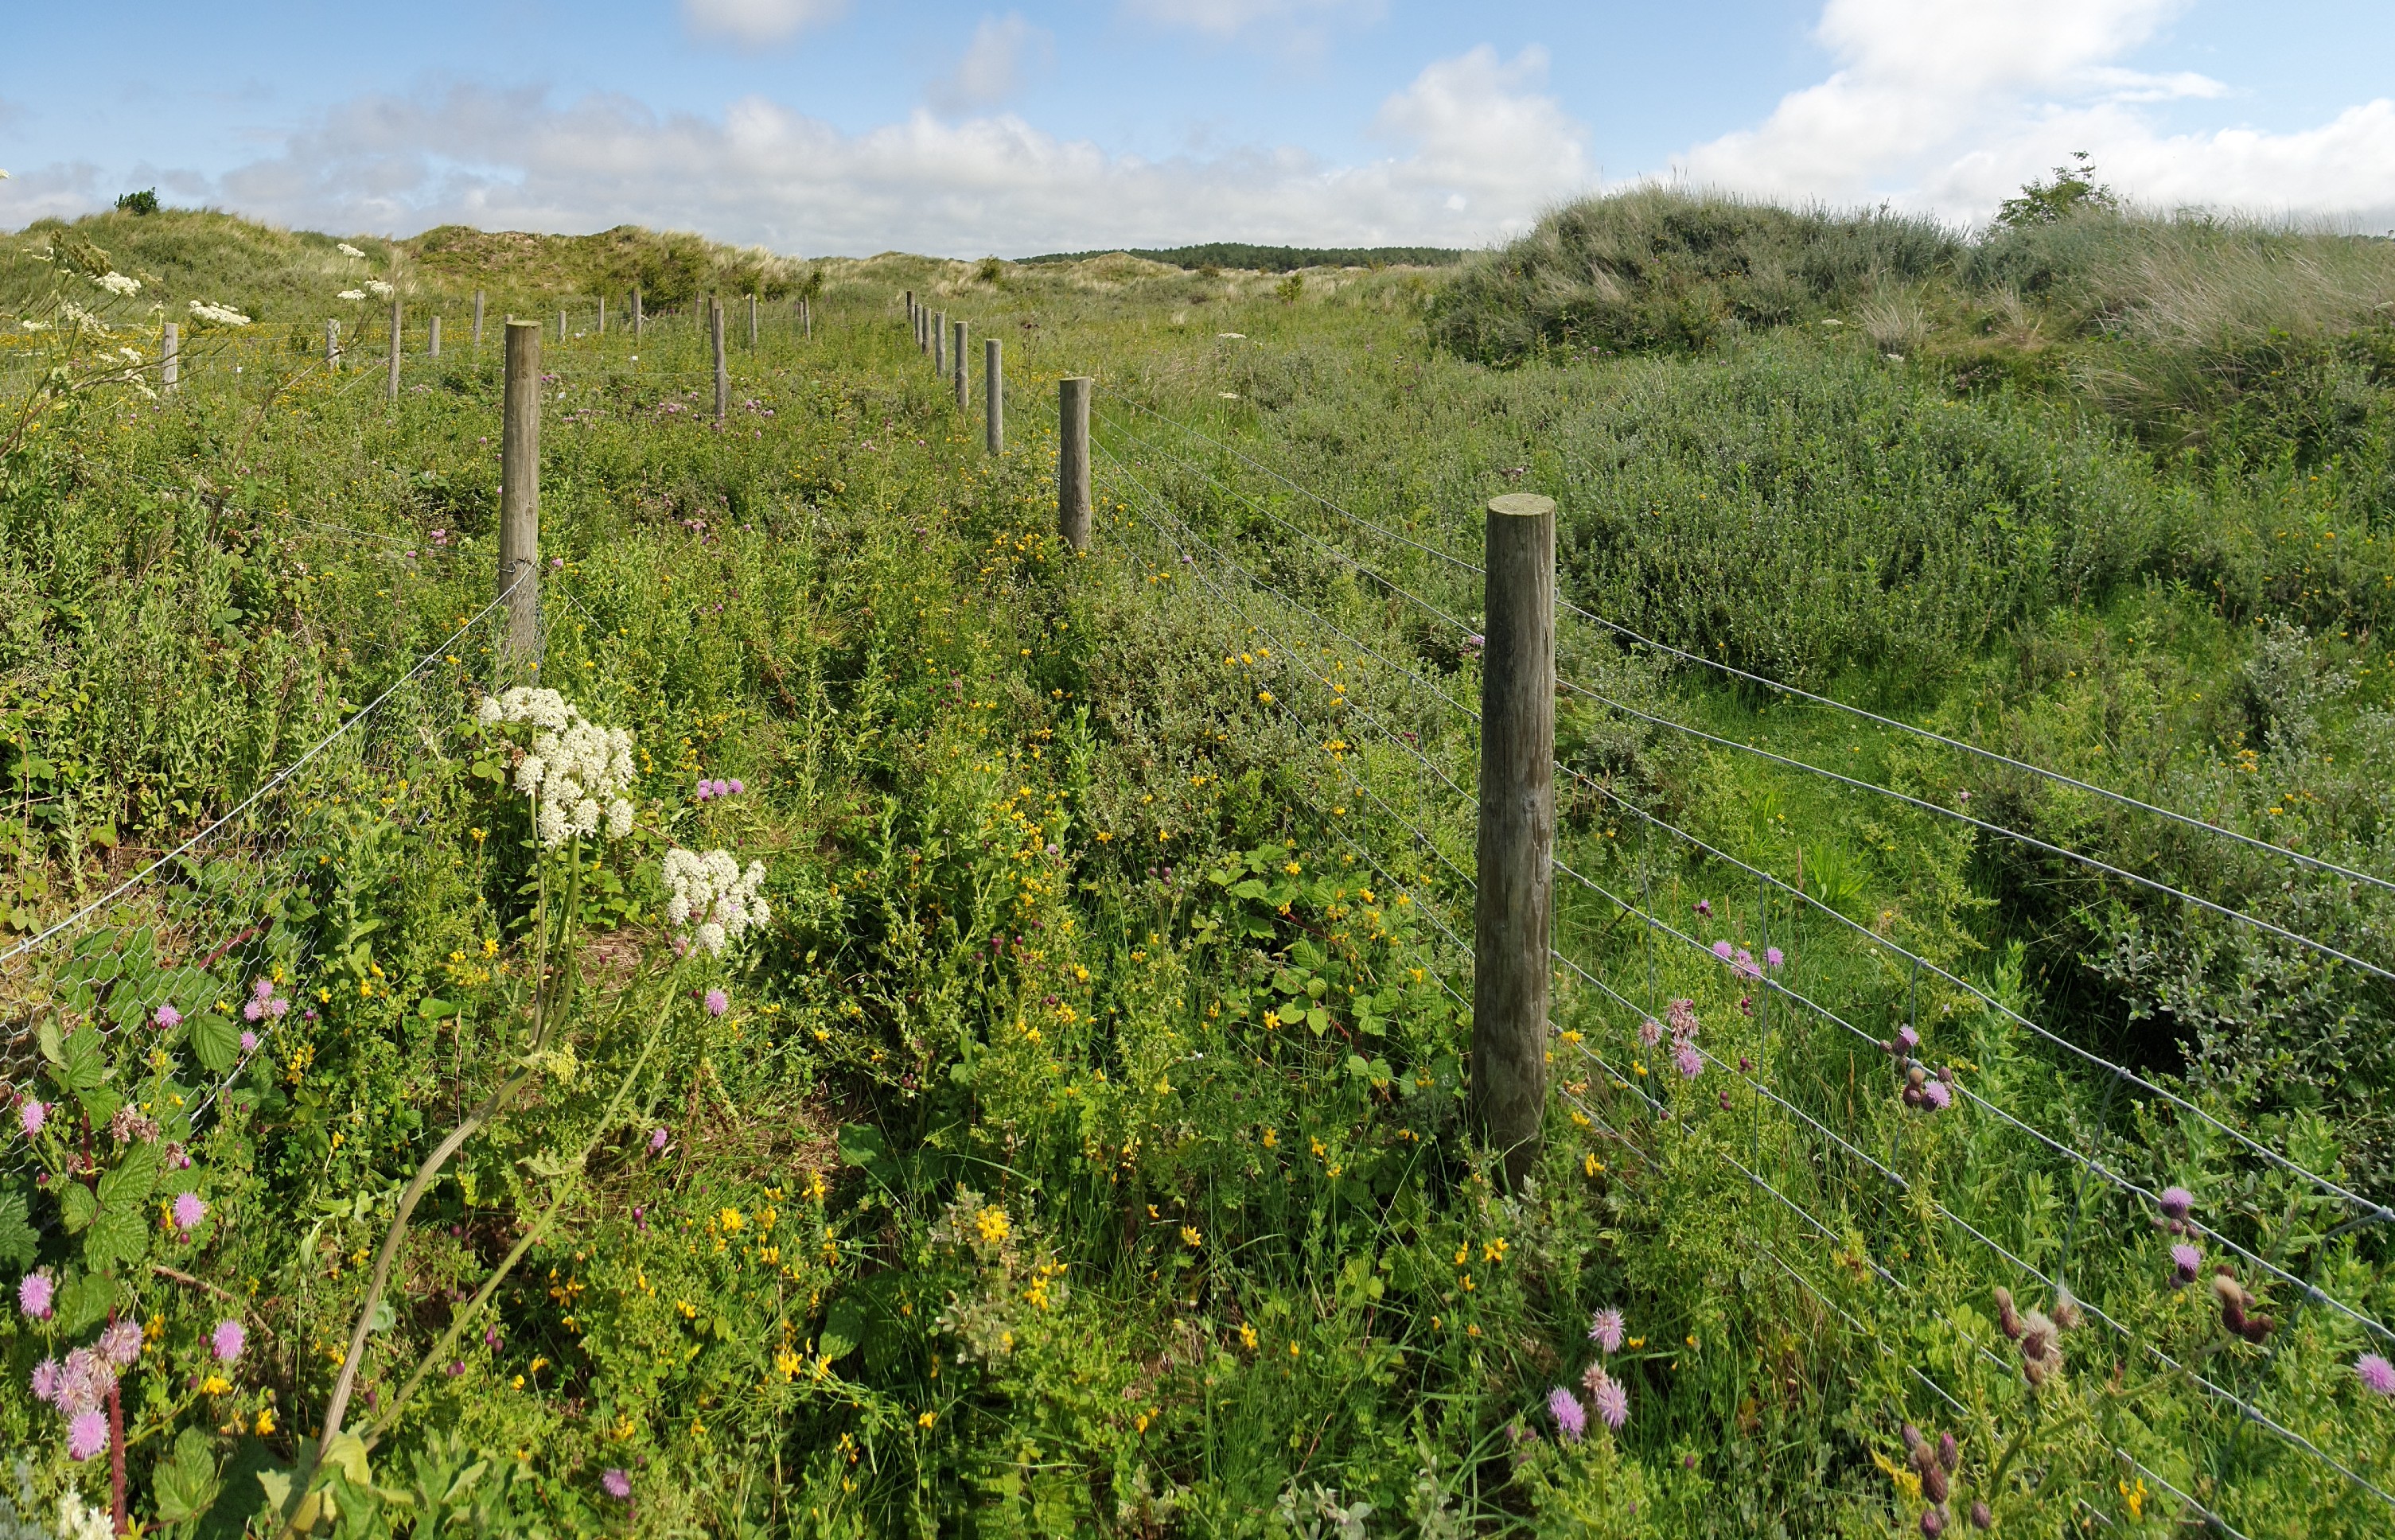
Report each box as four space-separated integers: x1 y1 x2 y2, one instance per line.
1431 183 2395 470
1019 241 1463 272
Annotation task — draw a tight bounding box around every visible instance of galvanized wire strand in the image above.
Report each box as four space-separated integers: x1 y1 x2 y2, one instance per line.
1559 677 2395 990
1550 757 2394 1225
1096 436 1483 726
1093 400 1480 639
1097 386 1486 578
0 573 526 970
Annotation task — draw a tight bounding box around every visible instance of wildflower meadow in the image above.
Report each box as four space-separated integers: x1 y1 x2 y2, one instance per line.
0 191 2392 1536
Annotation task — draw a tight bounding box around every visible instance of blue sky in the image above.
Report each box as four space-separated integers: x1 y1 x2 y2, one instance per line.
3 1 2391 254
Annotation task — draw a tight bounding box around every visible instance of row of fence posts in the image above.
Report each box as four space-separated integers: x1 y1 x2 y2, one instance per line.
894 286 1556 1179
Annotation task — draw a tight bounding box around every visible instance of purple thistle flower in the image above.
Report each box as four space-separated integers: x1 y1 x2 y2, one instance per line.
155 1004 182 1028
705 988 730 1017
1765 946 1785 969
98 1320 142 1367
212 1320 245 1363
1548 1386 1587 1442
243 998 263 1022
727 780 745 795
1667 998 1699 1038
1588 1307 1626 1353
240 1030 259 1053
267 997 289 1017
1897 1025 1920 1051
1591 1372 1629 1429
1734 947 1760 979
2358 1354 2395 1398
649 1127 669 1154
1674 1044 1703 1079
603 1468 633 1499
1639 1018 1663 1048
66 1410 107 1461
1918 1080 1952 1111
19 1101 45 1138
18 1270 53 1320
171 1192 207 1231
2171 1243 2202 1285
254 978 275 1000
695 780 713 801
1712 939 1735 962
1694 899 1712 918
57 1349 111 1414
29 1359 60 1405
2159 1186 2194 1222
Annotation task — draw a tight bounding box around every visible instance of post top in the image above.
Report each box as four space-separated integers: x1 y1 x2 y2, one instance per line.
503 317 541 330
1488 492 1556 519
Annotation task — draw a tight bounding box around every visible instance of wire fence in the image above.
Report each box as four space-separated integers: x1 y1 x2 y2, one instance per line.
1073 378 2395 1534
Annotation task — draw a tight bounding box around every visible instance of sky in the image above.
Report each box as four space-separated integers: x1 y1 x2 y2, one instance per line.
2 0 2391 256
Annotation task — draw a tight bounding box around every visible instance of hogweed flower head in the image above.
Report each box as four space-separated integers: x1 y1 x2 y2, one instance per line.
663 847 770 956
1548 1386 1586 1442
478 688 636 848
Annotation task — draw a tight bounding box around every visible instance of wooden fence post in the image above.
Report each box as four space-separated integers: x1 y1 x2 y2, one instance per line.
984 337 1002 455
557 309 567 341
161 323 179 394
711 299 729 422
499 321 543 670
597 296 606 336
429 317 442 358
633 290 644 340
747 293 757 349
802 297 812 338
933 311 946 375
952 320 968 409
1471 492 1557 1187
326 319 341 372
387 294 403 401
473 290 485 349
905 291 915 340
1057 376 1092 551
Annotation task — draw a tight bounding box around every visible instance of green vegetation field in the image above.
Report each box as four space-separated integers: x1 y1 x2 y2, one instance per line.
2 185 2393 1538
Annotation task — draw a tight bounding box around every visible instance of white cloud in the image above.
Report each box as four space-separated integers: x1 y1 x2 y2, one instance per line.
0 49 1590 255
1122 0 1384 45
682 0 848 48
1678 0 2395 226
929 14 1053 115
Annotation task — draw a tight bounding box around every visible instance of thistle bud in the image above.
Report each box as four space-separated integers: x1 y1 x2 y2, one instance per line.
1938 1433 1958 1473
2019 1312 2055 1365
1970 1501 1992 1530
1921 1504 1947 1536
1903 1424 1927 1459
2241 1311 2276 1344
1922 1463 1949 1505
1994 1287 2023 1340
2052 1288 2084 1332
1907 1065 1927 1087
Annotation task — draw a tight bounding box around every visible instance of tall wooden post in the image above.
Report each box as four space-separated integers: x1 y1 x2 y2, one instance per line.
747 293 757 349
326 319 341 371
499 321 543 671
430 316 442 357
1057 376 1092 551
952 320 968 409
905 291 914 339
557 309 567 341
386 294 403 401
1471 492 1557 1187
597 296 606 336
804 297 812 338
984 337 1003 455
633 289 644 340
472 290 485 349
933 312 946 375
161 323 179 394
711 299 729 422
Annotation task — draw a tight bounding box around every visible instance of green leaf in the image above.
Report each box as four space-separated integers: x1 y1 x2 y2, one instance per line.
154 1428 222 1526
57 1182 97 1233
0 1187 34 1268
87 1196 149 1270
99 1141 161 1209
58 1271 115 1332
190 1012 241 1073
1233 879 1268 900
819 1297 866 1360
416 997 458 1021
55 1026 105 1092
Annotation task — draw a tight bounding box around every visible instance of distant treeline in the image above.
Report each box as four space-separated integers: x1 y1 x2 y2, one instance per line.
1018 243 1465 273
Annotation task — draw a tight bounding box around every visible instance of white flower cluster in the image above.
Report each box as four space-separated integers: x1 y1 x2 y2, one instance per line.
94 272 140 297
336 243 367 259
476 686 637 847
187 299 251 326
337 289 366 301
663 848 769 956
365 279 395 299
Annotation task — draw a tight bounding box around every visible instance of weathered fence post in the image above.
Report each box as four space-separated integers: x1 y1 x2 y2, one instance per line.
326 318 341 371
387 294 403 401
633 289 644 340
802 297 812 338
161 322 179 394
473 290 485 349
933 311 946 376
429 316 442 358
1057 376 1092 551
952 320 968 409
557 309 567 341
985 337 1003 455
499 320 543 670
597 296 606 336
747 293 757 349
711 299 729 422
1471 492 1557 1187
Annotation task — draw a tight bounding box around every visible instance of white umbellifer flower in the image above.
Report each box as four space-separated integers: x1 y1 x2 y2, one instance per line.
337 289 366 301
337 243 367 259
482 689 637 848
57 1491 112 1540
95 272 141 297
117 347 142 362
661 847 769 956
187 300 251 325
365 279 394 299
58 301 108 336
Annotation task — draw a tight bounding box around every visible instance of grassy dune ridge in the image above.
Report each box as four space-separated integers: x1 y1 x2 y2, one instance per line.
0 192 2389 1535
